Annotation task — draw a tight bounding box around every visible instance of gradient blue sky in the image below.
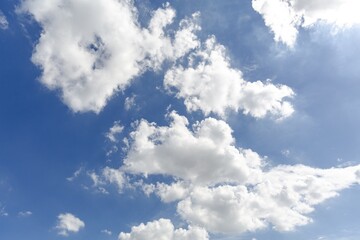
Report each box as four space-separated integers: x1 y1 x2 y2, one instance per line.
1 1 360 239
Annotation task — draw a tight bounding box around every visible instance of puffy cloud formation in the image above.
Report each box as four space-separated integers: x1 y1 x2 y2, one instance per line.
123 111 263 185
56 213 85 236
252 0 360 47
178 165 360 234
19 0 200 113
0 10 8 30
118 218 208 240
118 112 360 235
164 37 294 119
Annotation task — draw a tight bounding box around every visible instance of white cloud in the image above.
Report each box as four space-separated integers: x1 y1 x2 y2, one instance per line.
66 166 84 182
101 229 112 235
122 111 263 185
18 211 32 217
177 165 360 234
106 121 124 142
0 204 8 217
0 10 8 30
164 37 294 119
124 95 136 111
88 167 126 193
252 0 360 47
118 218 208 240
56 213 85 236
102 167 126 192
143 181 191 203
18 0 200 113
118 112 360 235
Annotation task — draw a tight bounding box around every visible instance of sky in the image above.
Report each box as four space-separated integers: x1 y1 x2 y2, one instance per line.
1 0 360 239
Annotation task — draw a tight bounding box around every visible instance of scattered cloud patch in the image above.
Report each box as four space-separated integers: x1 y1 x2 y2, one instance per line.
0 10 8 30
118 218 208 240
124 95 137 111
56 213 85 236
0 204 8 217
18 211 32 217
101 229 112 235
88 167 127 194
67 166 84 182
106 121 124 143
18 0 200 113
252 0 360 47
164 37 294 119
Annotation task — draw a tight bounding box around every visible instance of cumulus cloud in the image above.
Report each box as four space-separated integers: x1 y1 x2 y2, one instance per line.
56 213 85 236
0 10 8 30
118 218 208 240
164 37 294 119
122 111 263 185
117 112 360 235
252 0 360 47
178 165 360 234
18 0 200 113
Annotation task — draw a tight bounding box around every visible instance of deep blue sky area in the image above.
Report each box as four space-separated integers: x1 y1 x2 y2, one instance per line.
1 1 360 240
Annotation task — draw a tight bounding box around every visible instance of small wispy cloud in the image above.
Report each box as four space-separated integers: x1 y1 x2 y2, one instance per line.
106 121 124 143
0 204 8 217
0 10 8 30
18 211 32 217
101 229 112 235
66 166 84 182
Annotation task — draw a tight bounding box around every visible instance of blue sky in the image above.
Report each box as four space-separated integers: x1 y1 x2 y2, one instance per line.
1 0 360 239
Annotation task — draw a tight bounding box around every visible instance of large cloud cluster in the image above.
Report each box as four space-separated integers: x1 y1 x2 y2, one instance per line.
18 0 360 239
19 0 200 112
253 0 360 47
165 37 294 119
102 112 360 235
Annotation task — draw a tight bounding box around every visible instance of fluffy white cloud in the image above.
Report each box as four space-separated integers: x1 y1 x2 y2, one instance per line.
122 111 263 185
56 213 85 236
177 165 360 234
118 112 360 235
18 0 200 113
252 0 360 47
0 10 8 30
118 218 208 240
164 37 294 119
143 181 191 203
